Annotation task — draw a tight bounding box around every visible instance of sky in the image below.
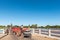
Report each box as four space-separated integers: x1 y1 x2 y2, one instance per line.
0 0 60 26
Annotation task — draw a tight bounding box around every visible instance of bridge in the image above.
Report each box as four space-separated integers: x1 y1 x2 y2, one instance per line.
0 28 60 40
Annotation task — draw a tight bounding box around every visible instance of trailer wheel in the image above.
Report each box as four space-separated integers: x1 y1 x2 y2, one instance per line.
19 34 21 36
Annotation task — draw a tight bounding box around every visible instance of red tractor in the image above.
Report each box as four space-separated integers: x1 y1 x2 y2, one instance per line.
11 27 29 37
11 27 22 36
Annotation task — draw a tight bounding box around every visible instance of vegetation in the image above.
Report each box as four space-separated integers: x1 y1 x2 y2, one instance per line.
0 25 6 29
0 24 60 29
21 24 60 28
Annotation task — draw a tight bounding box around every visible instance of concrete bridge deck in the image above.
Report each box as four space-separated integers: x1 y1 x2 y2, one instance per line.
0 34 57 40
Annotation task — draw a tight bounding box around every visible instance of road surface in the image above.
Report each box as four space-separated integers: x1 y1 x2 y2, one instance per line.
0 34 57 40
0 32 36 40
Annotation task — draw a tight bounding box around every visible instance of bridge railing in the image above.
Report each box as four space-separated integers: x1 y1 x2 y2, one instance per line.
30 28 60 39
0 29 5 34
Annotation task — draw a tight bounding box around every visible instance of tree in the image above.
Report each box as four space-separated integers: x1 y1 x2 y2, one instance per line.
28 24 30 28
23 26 28 28
0 25 5 29
45 25 51 28
7 25 11 28
31 24 37 28
40 26 44 28
14 25 19 27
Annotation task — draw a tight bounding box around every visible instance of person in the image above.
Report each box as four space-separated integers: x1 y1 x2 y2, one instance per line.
6 29 9 35
19 28 23 36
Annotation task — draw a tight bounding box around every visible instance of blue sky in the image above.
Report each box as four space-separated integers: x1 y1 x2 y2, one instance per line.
0 0 60 26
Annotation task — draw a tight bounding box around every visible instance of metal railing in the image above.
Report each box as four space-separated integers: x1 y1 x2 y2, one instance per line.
30 28 60 39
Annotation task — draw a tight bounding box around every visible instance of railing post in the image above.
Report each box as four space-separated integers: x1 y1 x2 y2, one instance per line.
39 29 41 34
3 29 4 34
33 28 35 34
49 29 51 37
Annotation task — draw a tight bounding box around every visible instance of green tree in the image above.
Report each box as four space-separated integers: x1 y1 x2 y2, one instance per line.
14 25 19 27
28 24 30 28
45 25 51 28
40 26 44 28
31 24 37 28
